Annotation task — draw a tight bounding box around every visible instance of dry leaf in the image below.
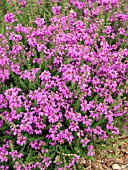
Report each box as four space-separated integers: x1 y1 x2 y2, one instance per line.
91 162 100 170
121 143 128 154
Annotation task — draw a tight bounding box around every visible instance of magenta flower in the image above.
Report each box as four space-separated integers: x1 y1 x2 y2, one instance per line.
16 136 26 146
80 137 90 147
39 70 51 82
4 13 15 23
34 18 45 27
52 6 61 15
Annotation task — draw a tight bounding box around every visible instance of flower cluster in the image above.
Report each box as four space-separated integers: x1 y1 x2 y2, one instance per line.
0 0 128 169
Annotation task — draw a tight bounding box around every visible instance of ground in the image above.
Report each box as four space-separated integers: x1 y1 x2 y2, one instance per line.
82 134 128 170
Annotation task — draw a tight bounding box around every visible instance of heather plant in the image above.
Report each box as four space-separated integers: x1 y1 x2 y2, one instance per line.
0 0 128 169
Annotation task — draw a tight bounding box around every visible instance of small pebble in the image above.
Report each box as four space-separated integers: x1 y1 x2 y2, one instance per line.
112 164 122 170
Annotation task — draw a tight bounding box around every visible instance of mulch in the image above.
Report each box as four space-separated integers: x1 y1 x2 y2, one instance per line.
82 135 128 170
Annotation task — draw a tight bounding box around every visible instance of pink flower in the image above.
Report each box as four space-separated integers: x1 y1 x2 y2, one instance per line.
4 13 15 23
52 6 61 15
16 136 26 146
34 18 45 27
39 70 51 82
80 137 90 147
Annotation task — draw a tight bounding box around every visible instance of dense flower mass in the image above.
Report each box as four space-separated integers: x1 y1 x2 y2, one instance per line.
0 0 128 169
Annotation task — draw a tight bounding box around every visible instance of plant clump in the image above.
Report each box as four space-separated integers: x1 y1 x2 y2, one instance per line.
0 0 128 169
